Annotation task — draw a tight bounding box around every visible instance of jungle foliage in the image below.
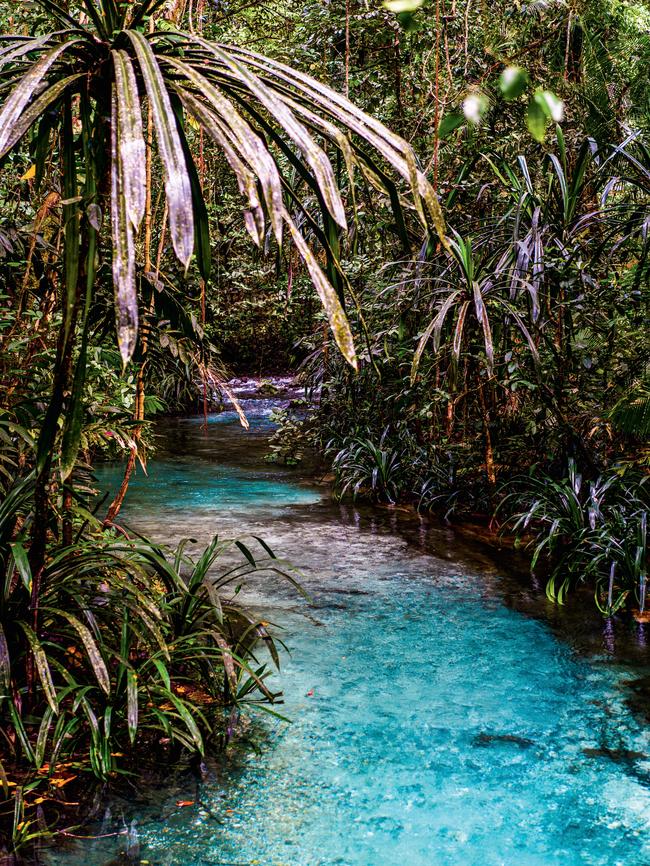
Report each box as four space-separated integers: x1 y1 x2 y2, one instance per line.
265 0 650 614
0 0 649 856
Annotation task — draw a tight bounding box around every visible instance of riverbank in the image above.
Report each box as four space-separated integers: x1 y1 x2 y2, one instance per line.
238 377 650 674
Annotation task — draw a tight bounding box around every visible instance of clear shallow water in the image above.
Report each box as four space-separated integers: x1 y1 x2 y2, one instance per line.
56 396 650 866
94 456 321 512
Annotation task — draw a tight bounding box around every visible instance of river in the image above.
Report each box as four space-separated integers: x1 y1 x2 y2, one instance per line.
49 383 650 866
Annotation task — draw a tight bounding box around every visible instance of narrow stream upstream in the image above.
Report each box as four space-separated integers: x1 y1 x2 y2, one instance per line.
50 385 650 866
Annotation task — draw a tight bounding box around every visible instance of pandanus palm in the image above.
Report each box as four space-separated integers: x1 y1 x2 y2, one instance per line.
0 0 446 575
408 232 542 489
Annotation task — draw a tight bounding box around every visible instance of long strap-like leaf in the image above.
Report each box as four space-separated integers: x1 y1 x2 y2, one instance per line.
473 281 494 374
284 215 357 370
0 623 10 694
0 74 85 160
177 88 265 247
111 93 138 364
186 35 348 232
17 621 59 715
60 89 98 479
165 54 283 243
44 608 111 695
218 43 448 245
0 40 81 155
169 91 212 281
126 31 194 268
410 289 461 384
61 93 80 350
112 50 146 231
32 1 87 31
0 33 59 67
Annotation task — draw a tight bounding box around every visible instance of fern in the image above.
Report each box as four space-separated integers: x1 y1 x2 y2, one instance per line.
609 380 650 438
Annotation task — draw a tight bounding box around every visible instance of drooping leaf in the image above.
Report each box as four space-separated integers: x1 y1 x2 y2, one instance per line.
410 290 461 384
112 50 146 230
452 300 470 364
61 92 98 479
127 31 194 267
78 0 110 37
17 622 58 715
9 541 32 591
214 633 238 694
151 658 171 691
35 707 54 769
167 54 286 243
110 94 138 364
169 92 211 281
60 340 88 480
61 94 80 347
9 703 34 761
0 623 10 694
164 690 204 753
0 33 57 67
472 281 494 374
189 35 347 232
202 44 448 244
284 216 357 369
0 74 84 160
127 668 138 743
0 41 81 155
52 609 110 694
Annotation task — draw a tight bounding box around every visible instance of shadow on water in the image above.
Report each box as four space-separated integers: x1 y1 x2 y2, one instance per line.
49 388 650 866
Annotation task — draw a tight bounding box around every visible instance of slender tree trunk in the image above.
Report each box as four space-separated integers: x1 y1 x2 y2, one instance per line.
105 59 155 526
393 34 403 128
477 376 496 492
432 0 441 190
27 309 77 700
345 0 350 97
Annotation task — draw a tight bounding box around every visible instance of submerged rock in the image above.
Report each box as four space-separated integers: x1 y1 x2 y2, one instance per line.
473 732 535 748
255 379 283 397
582 747 647 762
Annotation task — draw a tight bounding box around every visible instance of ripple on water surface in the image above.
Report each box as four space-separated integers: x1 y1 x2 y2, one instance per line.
66 408 650 866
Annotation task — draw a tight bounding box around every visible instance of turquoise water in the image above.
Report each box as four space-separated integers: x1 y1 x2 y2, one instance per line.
57 399 650 866
94 456 321 512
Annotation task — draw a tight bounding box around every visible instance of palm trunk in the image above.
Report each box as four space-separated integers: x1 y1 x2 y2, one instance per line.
104 81 155 526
